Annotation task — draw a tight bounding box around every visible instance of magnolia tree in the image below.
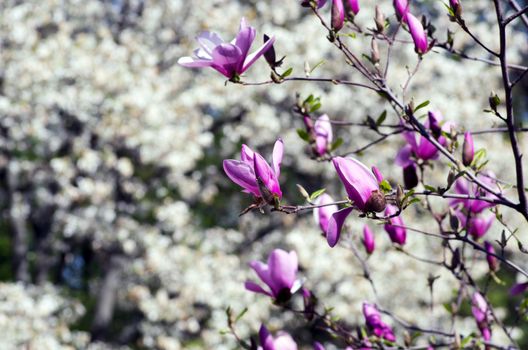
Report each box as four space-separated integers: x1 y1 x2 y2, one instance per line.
179 0 528 349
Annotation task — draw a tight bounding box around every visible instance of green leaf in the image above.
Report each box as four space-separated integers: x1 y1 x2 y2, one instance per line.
297 128 311 141
442 302 453 314
414 100 430 112
330 137 344 151
376 110 387 126
309 102 321 113
310 60 326 74
310 188 326 202
424 185 436 192
234 307 248 322
379 179 392 193
405 198 421 207
460 334 474 347
297 184 310 200
281 67 293 78
304 94 314 104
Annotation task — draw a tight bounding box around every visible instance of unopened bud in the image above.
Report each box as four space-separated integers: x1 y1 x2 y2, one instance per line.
331 0 345 32
489 91 500 112
404 331 412 347
449 208 460 232
447 169 456 188
263 34 277 68
375 6 385 32
371 39 380 64
462 131 474 166
403 164 419 189
365 190 387 213
451 247 460 270
484 241 500 272
450 0 462 18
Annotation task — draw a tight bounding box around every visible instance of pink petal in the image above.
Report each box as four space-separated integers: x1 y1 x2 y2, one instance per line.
407 13 428 54
249 260 274 290
234 18 256 70
268 249 298 293
196 31 224 55
241 35 275 73
314 194 338 234
326 207 354 247
177 56 213 68
240 144 255 163
245 280 272 296
395 144 413 167
272 138 284 179
223 160 259 196
314 114 332 155
211 43 244 78
333 157 379 210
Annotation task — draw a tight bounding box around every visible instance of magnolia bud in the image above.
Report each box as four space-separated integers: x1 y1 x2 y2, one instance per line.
331 0 345 32
450 0 462 17
263 34 277 68
462 131 474 167
489 91 500 112
451 247 460 270
396 185 404 208
484 241 500 272
365 190 387 213
371 39 380 65
449 208 460 231
375 6 385 32
403 164 419 189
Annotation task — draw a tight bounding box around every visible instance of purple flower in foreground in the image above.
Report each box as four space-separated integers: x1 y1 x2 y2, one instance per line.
472 292 491 341
314 114 333 156
406 13 429 54
462 131 475 166
259 325 298 350
324 157 386 247
384 205 406 245
314 193 339 241
363 302 396 342
245 249 301 302
178 18 275 79
362 225 375 254
510 282 528 296
223 139 283 204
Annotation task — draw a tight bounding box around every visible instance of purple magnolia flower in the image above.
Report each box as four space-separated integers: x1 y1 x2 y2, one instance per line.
314 114 333 155
384 205 406 245
455 210 494 239
472 292 491 341
484 241 499 272
331 0 345 31
462 131 475 166
314 193 339 242
362 225 375 254
259 325 298 350
450 174 498 213
406 13 428 54
223 139 283 203
363 302 396 342
178 18 275 79
396 111 451 167
345 0 360 16
393 0 409 21
510 282 528 296
325 157 386 247
245 249 301 302
333 157 386 212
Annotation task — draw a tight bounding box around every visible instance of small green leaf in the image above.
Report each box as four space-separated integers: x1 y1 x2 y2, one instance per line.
234 307 248 322
330 137 344 151
379 180 392 193
304 94 314 104
309 102 321 113
376 110 387 126
442 302 453 314
460 334 474 347
414 100 430 112
281 67 293 78
424 185 436 192
297 128 311 141
310 188 326 202
310 60 326 74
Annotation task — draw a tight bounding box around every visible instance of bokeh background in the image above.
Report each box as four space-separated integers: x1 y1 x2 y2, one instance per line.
0 0 527 349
